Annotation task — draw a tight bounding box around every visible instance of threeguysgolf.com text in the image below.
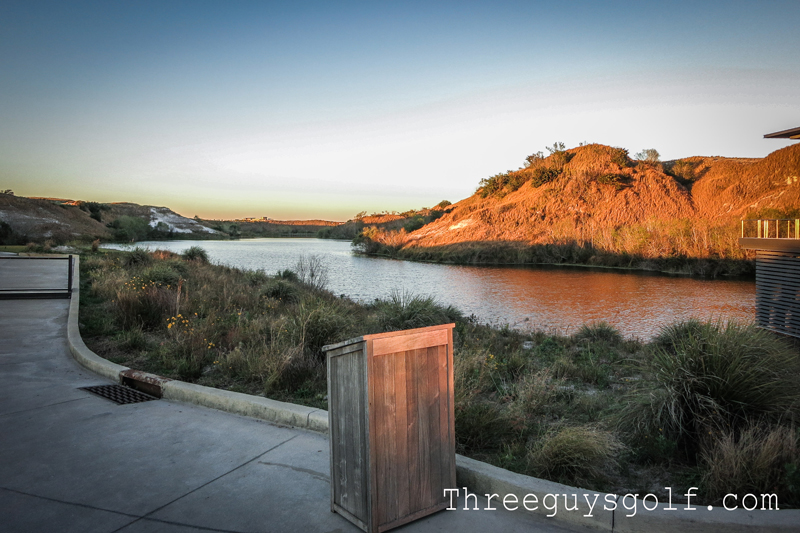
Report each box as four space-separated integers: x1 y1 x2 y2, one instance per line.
444 487 780 517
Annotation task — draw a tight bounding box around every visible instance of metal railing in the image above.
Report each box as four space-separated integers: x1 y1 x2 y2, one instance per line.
0 255 73 299
741 219 800 240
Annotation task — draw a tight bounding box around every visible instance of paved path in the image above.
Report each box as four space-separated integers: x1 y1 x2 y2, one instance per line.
0 258 590 533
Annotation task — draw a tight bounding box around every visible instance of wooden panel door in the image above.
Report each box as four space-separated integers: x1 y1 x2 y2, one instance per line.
329 344 370 528
368 329 454 532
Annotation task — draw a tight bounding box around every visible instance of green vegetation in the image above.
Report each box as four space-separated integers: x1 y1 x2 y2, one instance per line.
181 245 209 263
0 221 27 245
107 216 153 241
80 247 800 504
0 244 27 253
321 206 449 240
478 142 576 197
353 230 755 278
76 201 111 222
664 159 698 186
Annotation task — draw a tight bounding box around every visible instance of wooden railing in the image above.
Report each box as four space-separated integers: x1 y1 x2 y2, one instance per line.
741 219 800 239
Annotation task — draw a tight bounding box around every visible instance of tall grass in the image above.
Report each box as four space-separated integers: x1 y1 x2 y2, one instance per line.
527 426 624 487
619 320 800 454
371 290 463 331
81 249 800 503
701 423 799 504
182 245 209 263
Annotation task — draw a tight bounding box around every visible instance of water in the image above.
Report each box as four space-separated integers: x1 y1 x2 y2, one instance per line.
104 238 756 340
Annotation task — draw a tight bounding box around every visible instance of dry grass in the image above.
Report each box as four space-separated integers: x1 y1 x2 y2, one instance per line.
618 320 800 460
527 426 625 487
80 248 800 504
354 143 800 276
701 423 799 503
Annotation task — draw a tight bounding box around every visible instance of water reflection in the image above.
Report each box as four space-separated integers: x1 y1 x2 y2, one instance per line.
106 239 755 339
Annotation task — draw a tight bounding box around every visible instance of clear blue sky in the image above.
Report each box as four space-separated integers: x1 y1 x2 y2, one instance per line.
1 1 798 220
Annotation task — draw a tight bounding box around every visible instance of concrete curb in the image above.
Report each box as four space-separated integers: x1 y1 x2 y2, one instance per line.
67 257 130 382
453 454 800 532
454 454 614 530
66 256 329 433
161 380 327 432
66 255 800 531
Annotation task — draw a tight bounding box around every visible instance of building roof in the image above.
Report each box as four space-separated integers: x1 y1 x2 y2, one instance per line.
764 126 800 139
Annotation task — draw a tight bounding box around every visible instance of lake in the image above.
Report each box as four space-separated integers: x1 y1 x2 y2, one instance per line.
104 238 756 340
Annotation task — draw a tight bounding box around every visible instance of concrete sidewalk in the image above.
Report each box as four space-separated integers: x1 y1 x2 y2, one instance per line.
0 259 588 533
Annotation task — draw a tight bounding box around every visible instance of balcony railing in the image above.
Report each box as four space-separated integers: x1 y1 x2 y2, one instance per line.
741 219 800 239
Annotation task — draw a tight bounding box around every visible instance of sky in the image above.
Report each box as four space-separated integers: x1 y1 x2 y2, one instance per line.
1 1 798 221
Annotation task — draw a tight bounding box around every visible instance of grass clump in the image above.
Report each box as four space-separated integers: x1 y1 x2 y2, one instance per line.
574 321 624 346
182 245 209 263
141 263 183 286
276 268 299 282
621 320 800 452
527 426 624 487
371 290 462 331
261 279 300 304
701 423 800 505
122 247 153 267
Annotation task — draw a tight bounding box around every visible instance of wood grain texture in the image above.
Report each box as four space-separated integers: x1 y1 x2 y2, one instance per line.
326 324 455 533
371 329 447 357
328 341 369 528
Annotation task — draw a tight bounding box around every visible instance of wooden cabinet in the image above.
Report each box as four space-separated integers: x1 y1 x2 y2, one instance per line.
323 324 456 533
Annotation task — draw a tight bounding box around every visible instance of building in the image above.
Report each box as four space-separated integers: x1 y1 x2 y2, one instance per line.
763 126 800 140
738 126 800 339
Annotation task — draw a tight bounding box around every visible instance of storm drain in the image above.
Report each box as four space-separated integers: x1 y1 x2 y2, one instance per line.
79 384 158 405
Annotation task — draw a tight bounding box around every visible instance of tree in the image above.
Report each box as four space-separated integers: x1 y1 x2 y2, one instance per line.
635 148 661 163
525 151 545 167
108 216 150 241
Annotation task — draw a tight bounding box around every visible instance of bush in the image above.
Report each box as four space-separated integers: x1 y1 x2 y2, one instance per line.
122 247 153 267
372 291 462 331
701 424 799 504
141 264 182 286
0 221 26 245
244 270 269 286
403 216 426 233
525 151 545 167
527 426 624 485
262 280 300 304
573 321 623 346
109 216 150 241
620 321 800 454
294 254 328 290
597 173 626 189
288 298 352 358
182 246 209 263
666 160 697 184
276 269 299 282
478 173 511 198
455 401 520 453
529 166 560 188
610 147 631 167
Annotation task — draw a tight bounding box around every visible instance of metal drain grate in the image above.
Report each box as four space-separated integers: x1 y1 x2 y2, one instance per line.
80 384 158 405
